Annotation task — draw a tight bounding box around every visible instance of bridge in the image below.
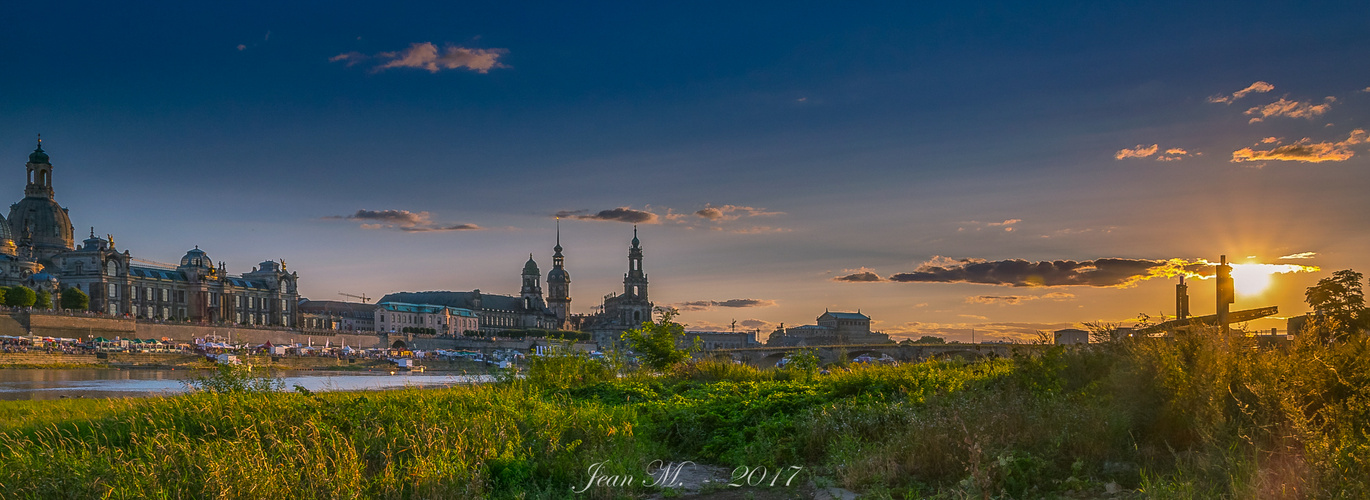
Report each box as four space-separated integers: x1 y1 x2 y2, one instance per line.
706 343 1046 368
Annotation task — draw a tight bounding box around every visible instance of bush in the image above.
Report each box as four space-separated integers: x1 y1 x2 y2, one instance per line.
621 308 696 371
33 290 52 310
182 364 283 394
524 346 616 392
4 286 35 307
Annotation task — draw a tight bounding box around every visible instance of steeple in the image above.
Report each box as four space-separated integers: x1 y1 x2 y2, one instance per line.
554 218 563 254
624 227 647 301
547 218 572 328
520 253 544 312
24 135 54 198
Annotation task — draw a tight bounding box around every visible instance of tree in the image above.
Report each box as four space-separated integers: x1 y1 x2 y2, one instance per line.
1305 269 1367 334
61 287 89 310
4 286 35 307
915 335 946 344
621 307 696 370
1082 321 1121 343
34 289 52 310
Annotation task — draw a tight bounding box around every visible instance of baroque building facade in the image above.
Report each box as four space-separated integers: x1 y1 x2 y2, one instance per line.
766 311 892 346
377 253 563 335
7 139 300 325
299 299 377 332
374 301 479 336
583 227 656 346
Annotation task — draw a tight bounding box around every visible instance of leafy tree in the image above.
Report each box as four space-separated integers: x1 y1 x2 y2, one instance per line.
621 307 696 370
34 289 52 310
1083 321 1121 343
4 286 35 307
61 287 89 310
1306 269 1367 334
916 335 946 344
782 348 820 378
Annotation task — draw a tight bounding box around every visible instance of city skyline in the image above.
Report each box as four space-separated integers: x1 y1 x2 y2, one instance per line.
5 2 1370 340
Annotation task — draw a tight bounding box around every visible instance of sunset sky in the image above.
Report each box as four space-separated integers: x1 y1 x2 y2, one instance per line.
4 2 1369 340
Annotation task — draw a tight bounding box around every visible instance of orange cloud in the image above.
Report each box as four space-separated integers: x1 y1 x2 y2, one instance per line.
1244 97 1332 123
965 292 1075 305
694 204 783 221
325 209 484 232
1231 129 1366 163
1207 81 1275 104
331 42 508 74
1114 144 1158 159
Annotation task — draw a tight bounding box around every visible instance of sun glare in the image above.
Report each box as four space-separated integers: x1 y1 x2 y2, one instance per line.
1228 263 1320 296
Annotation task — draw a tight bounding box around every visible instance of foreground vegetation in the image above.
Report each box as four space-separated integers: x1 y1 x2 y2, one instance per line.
1 321 1368 498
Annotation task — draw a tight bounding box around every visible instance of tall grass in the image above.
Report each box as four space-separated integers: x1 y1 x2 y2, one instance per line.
2 329 1367 498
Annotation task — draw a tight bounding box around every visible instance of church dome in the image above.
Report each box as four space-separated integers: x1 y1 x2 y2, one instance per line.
28 144 49 165
548 267 570 282
0 212 13 257
523 255 539 275
29 270 57 285
8 197 74 254
180 247 212 269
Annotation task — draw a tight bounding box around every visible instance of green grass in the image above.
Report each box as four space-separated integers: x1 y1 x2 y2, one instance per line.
2 327 1368 498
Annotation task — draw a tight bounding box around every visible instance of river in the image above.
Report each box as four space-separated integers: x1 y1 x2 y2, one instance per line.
0 368 496 400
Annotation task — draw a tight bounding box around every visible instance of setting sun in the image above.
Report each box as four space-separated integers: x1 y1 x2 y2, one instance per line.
1228 263 1320 296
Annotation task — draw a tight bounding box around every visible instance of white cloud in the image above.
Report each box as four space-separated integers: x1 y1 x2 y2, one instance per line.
1279 252 1317 260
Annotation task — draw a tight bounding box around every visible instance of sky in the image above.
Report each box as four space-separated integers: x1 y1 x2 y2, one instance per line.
3 1 1370 341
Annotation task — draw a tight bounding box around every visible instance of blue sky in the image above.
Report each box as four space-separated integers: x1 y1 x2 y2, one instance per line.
4 1 1369 339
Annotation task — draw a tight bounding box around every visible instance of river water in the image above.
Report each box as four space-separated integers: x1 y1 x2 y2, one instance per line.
0 369 497 400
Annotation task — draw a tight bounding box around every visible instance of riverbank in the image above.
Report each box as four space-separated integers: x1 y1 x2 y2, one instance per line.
2 331 1367 498
0 352 493 372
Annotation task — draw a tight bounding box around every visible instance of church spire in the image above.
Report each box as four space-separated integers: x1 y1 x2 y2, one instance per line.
554 218 563 254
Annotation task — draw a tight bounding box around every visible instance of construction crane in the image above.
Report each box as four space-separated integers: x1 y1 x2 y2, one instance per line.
338 292 371 303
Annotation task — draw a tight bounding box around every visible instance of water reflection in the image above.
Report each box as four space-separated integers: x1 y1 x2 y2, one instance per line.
0 369 496 400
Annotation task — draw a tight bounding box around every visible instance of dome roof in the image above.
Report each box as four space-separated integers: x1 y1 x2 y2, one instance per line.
523 255 539 275
180 247 212 268
548 268 570 282
0 211 12 248
28 143 49 165
7 196 74 253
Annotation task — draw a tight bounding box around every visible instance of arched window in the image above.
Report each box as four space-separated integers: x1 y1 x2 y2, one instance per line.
634 310 641 322
105 261 118 277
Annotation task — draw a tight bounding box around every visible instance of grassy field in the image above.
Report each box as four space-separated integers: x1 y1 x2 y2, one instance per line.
1 326 1368 499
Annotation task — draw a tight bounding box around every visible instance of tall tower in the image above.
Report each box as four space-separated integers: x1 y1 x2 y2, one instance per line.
624 226 648 302
9 136 75 261
1176 275 1190 321
618 226 653 325
1216 255 1234 335
521 254 544 312
546 220 572 329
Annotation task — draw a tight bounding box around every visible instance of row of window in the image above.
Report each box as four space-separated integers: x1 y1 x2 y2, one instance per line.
379 314 451 327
